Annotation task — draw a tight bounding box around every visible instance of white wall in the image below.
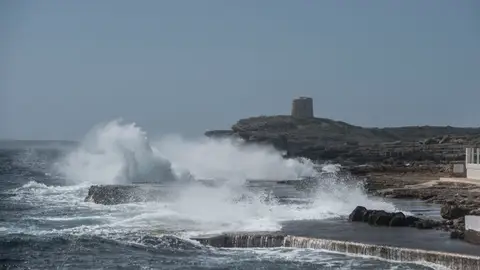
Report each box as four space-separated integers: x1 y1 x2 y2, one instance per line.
467 164 480 180
466 148 480 180
466 215 480 231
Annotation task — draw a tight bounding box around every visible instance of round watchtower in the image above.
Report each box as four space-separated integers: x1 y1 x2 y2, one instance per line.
291 97 314 118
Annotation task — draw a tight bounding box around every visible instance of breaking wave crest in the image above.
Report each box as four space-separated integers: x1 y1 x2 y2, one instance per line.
55 120 178 185
55 119 320 185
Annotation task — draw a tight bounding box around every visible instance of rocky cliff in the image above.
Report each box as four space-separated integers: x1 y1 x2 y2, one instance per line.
206 115 480 166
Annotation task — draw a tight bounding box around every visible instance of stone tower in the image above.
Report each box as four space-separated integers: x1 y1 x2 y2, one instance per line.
291 97 314 118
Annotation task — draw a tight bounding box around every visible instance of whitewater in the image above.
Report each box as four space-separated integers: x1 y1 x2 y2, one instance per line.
0 119 439 269
52 119 396 235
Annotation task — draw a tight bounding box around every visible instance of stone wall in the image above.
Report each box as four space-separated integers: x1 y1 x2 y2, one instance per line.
291 97 314 118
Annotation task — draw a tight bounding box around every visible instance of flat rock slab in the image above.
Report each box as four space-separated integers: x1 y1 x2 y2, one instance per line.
84 180 316 205
84 184 168 205
281 219 480 256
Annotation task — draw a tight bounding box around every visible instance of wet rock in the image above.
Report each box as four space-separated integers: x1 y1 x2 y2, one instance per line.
85 185 143 205
84 185 165 205
450 230 465 240
405 216 420 227
370 211 394 226
362 210 373 222
348 206 367 222
389 212 406 227
469 208 480 216
348 207 438 230
440 204 470 220
415 219 441 230
453 217 465 230
367 210 384 225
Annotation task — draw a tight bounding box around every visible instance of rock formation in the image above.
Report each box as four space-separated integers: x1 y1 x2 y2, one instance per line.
84 180 226 205
348 206 442 229
205 115 480 167
84 185 163 205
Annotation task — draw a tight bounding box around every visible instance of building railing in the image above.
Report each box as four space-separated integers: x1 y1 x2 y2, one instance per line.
466 148 480 165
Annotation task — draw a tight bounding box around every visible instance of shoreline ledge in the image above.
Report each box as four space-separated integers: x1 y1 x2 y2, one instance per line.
191 232 480 270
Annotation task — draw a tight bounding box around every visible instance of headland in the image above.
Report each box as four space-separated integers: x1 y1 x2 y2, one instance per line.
205 97 480 242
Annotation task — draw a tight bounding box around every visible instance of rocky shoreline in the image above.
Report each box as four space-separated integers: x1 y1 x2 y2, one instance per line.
206 115 480 166
362 174 480 242
85 175 480 244
348 204 470 241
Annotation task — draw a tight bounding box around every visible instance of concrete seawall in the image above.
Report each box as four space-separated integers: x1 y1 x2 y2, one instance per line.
465 215 480 244
192 232 480 270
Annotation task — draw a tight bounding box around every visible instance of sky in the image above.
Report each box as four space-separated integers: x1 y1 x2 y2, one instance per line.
1 1 479 140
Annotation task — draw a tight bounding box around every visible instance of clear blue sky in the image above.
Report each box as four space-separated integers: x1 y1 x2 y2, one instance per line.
1 0 479 140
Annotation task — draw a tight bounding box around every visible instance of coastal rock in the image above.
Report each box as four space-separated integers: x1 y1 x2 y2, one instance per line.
348 206 367 222
468 208 480 216
405 216 421 227
84 185 166 205
349 206 441 230
446 217 466 239
206 115 480 167
450 230 465 240
440 204 470 220
85 185 144 205
377 181 480 214
453 217 465 229
85 181 218 205
389 212 407 227
362 210 373 222
415 219 441 230
369 211 394 226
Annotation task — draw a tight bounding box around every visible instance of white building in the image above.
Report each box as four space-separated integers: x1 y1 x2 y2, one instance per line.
466 147 480 180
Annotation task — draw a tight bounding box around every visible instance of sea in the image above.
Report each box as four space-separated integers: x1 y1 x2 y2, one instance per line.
0 120 451 269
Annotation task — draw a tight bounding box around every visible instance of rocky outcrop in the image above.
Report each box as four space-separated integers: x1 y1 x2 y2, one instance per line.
441 203 471 220
206 115 480 167
348 205 471 240
348 206 441 229
445 217 466 239
374 180 480 241
85 180 226 205
204 130 236 138
85 185 162 205
378 181 480 205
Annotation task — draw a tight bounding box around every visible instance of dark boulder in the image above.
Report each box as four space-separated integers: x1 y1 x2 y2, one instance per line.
348 206 367 222
373 211 394 226
366 210 394 226
362 210 373 222
450 230 465 240
405 216 420 227
348 207 441 230
389 212 406 227
85 185 142 205
415 219 441 230
452 216 465 230
440 204 470 220
85 185 164 205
